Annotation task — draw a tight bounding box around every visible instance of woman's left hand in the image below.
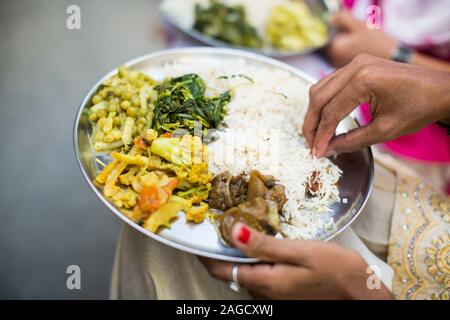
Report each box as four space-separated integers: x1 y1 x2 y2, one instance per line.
199 223 393 300
324 10 397 67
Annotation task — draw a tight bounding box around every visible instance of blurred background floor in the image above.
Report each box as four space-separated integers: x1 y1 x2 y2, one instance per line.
0 0 165 299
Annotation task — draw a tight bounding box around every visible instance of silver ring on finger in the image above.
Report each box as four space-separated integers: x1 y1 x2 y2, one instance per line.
229 264 240 292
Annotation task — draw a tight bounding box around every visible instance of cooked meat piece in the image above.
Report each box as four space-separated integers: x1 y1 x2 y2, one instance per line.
264 184 287 212
229 175 248 206
217 197 280 245
247 171 268 200
247 170 287 213
209 172 233 211
258 173 276 188
210 170 287 246
209 171 248 211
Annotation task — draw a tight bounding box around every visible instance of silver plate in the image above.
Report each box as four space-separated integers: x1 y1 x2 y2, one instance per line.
159 0 339 58
74 47 373 263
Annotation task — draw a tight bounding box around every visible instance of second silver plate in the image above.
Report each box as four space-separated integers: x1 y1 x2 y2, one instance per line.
159 0 339 58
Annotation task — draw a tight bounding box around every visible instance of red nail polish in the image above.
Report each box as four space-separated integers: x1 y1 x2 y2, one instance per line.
237 225 251 244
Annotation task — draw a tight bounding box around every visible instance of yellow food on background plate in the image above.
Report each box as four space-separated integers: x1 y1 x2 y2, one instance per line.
266 1 328 51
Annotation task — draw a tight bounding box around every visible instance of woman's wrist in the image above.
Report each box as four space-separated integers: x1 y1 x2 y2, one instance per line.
431 70 450 127
341 278 393 300
440 78 450 125
443 95 450 125
337 258 394 300
391 51 450 125
411 52 450 73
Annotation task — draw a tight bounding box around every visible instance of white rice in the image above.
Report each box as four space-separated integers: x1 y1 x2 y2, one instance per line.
144 56 342 239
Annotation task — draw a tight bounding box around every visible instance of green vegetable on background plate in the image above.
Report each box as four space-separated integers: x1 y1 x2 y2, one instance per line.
193 0 263 48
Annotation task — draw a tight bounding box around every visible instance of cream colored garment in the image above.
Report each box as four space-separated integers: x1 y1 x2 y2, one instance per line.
350 150 415 259
352 158 396 251
110 223 252 300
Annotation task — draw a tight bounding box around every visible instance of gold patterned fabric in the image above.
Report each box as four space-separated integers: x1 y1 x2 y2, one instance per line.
388 176 450 300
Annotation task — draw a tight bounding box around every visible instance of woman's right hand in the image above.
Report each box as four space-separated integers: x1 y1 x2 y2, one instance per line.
302 54 450 158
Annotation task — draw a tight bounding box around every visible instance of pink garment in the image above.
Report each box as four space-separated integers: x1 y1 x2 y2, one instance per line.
360 104 450 162
343 0 450 163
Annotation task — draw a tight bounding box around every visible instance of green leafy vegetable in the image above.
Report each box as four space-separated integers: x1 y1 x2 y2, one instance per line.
193 0 263 49
153 73 230 133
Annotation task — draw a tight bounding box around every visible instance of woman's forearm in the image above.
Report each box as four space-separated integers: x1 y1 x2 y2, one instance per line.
411 52 450 73
436 70 450 125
